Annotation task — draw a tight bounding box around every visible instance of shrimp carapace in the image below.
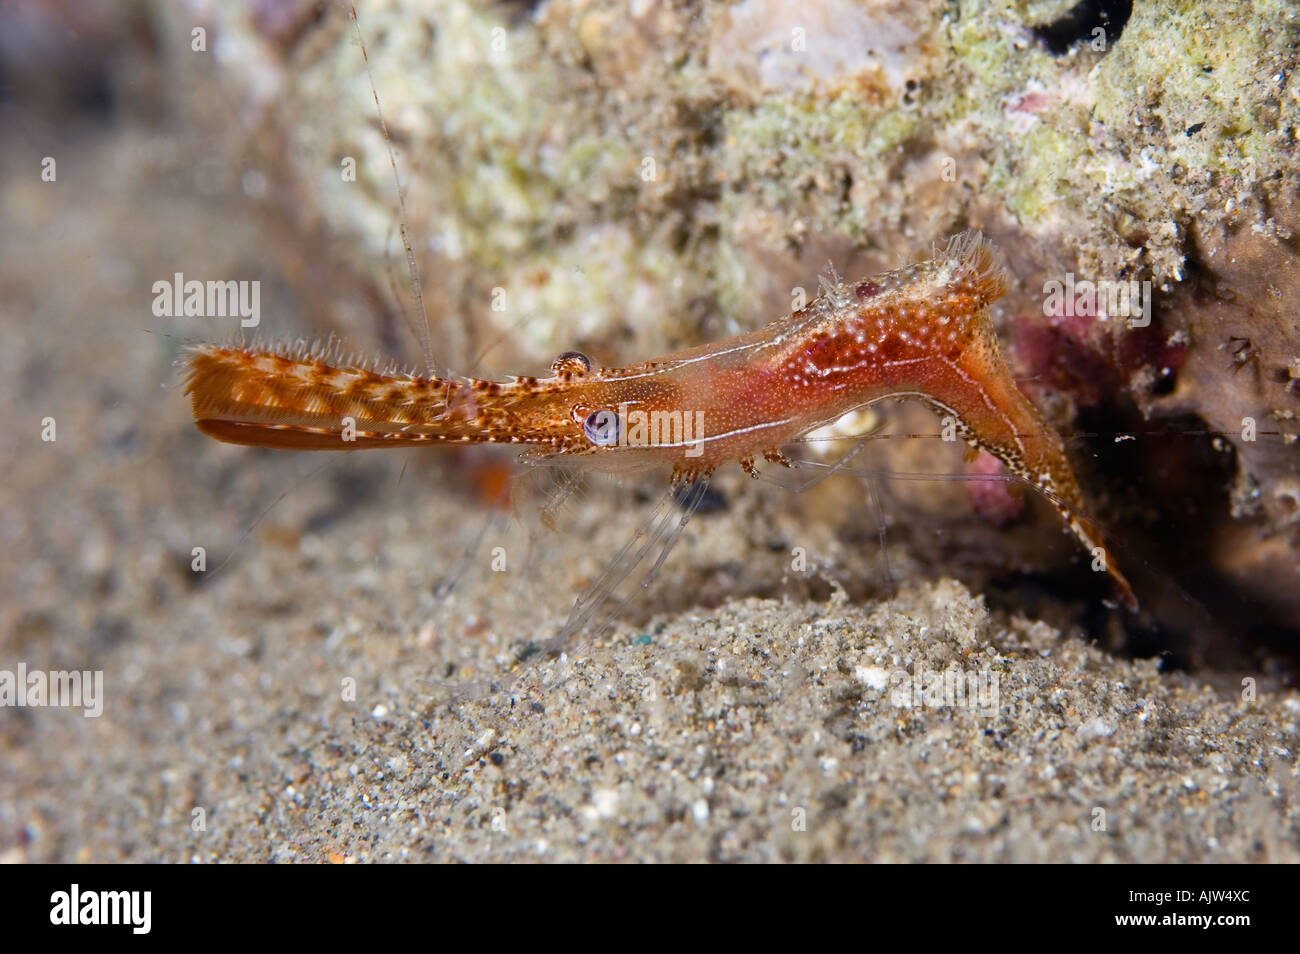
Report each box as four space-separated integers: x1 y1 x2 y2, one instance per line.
184 231 1137 610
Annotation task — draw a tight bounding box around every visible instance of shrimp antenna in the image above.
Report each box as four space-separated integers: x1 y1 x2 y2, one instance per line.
348 3 436 376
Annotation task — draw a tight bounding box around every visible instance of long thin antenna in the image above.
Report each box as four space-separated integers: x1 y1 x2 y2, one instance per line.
348 4 435 376
860 444 897 600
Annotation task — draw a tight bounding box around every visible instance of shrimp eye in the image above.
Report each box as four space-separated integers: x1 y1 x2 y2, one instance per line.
582 409 620 447
551 350 592 376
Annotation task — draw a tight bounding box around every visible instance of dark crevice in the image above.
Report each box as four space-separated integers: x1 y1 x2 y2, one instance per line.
1070 404 1300 675
1033 0 1133 56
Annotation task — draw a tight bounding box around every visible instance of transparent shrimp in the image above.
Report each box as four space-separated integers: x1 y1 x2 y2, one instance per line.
183 231 1138 618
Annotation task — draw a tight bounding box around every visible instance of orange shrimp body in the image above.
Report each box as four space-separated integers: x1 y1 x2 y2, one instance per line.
184 232 1137 609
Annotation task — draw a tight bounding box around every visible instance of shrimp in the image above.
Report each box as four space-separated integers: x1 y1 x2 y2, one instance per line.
183 230 1139 613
